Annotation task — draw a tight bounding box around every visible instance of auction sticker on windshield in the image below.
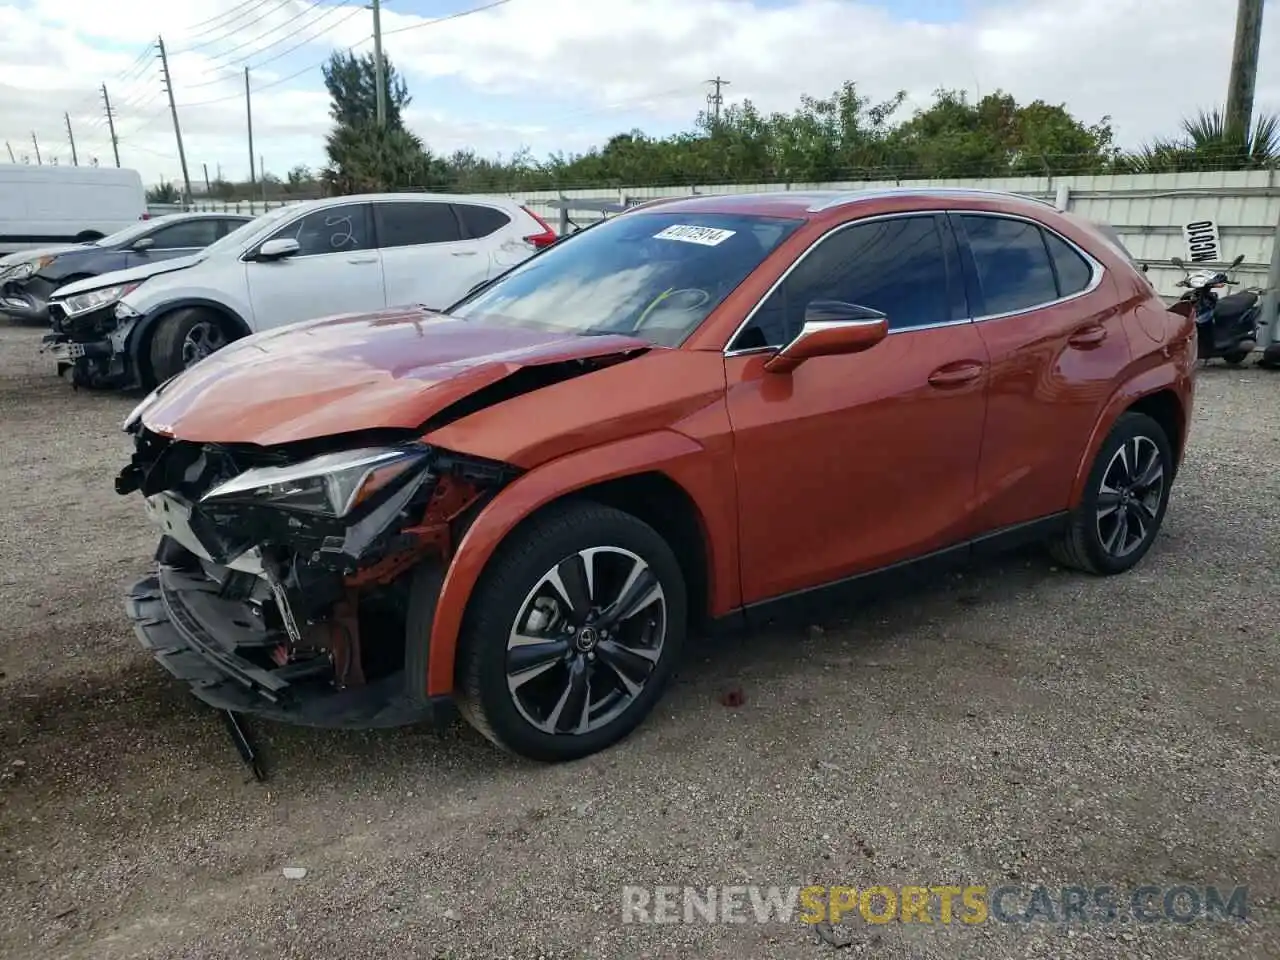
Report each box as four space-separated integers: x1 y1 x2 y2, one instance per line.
653 224 737 246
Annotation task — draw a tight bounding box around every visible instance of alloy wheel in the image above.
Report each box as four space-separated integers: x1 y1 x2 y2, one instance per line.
181 320 227 368
1095 435 1165 559
505 546 667 736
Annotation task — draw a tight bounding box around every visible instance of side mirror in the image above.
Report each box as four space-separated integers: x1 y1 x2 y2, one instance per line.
1170 256 1184 268
256 238 300 260
763 300 889 374
132 237 154 251
1231 253 1245 268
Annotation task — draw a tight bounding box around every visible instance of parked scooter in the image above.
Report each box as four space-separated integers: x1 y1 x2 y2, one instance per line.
1170 254 1264 365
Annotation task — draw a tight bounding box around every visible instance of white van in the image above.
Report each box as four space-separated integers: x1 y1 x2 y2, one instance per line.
0 165 147 256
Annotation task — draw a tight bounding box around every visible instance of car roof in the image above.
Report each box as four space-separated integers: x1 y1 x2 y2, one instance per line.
623 187 1058 220
291 192 521 210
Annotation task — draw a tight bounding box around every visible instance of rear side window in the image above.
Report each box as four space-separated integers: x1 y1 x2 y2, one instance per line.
374 201 461 248
960 215 1058 316
456 203 511 239
1043 230 1093 297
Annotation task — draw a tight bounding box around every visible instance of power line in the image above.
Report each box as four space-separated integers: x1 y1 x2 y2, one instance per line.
181 0 362 88
181 0 271 34
381 0 515 38
173 0 297 56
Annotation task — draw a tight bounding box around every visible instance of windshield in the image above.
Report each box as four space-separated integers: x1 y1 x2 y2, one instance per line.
448 211 804 346
201 204 302 258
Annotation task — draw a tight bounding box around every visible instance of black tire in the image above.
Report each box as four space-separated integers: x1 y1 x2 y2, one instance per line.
1222 348 1251 365
1049 411 1173 575
456 501 686 762
147 307 232 384
73 231 103 243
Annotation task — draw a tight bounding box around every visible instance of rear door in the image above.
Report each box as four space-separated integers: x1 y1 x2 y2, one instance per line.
244 202 385 330
373 200 488 310
455 201 525 275
951 211 1130 532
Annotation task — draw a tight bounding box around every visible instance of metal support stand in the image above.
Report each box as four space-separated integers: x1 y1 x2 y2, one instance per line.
221 709 266 782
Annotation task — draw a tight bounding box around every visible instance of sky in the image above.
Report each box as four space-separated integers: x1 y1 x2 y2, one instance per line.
0 0 1277 186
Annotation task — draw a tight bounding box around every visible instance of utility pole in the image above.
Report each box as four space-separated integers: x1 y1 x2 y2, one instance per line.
157 35 193 206
705 76 730 129
371 0 387 127
260 154 267 205
31 132 41 165
5 141 14 163
101 84 120 168
1225 0 1265 140
202 162 211 193
63 113 78 166
243 66 256 213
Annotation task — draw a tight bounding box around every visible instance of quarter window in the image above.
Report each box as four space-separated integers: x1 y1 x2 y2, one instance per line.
731 215 952 351
374 201 462 248
1043 229 1094 297
960 215 1058 316
267 204 373 256
456 203 511 239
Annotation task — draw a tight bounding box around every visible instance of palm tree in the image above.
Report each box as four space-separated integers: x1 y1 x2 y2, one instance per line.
1120 107 1279 173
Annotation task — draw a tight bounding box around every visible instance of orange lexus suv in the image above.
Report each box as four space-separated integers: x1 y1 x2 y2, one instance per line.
116 188 1195 761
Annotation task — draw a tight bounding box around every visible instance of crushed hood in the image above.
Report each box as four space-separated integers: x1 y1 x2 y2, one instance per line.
138 307 652 446
54 252 204 298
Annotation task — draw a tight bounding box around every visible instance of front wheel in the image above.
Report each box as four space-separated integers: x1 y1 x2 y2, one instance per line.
1222 348 1251 365
148 308 231 384
456 502 687 761
1049 412 1174 575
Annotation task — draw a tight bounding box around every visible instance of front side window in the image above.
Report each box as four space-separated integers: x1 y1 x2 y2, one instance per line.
448 212 803 347
374 201 461 248
267 204 373 257
960 215 1058 316
732 215 952 351
147 219 222 250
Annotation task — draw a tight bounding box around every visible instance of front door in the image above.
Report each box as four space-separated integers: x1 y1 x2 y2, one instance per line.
726 213 990 604
245 202 385 330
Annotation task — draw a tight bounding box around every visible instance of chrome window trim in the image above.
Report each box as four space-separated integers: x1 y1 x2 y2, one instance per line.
954 210 1106 321
723 210 952 356
722 208 1106 357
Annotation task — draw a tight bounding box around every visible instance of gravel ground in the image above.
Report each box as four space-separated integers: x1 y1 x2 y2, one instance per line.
1 320 1278 960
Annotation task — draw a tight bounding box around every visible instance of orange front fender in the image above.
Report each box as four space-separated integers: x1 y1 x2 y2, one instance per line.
424 428 737 697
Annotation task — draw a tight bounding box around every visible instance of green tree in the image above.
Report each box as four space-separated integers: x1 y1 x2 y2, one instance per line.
322 50 411 130
1119 107 1280 173
146 180 179 203
321 122 445 194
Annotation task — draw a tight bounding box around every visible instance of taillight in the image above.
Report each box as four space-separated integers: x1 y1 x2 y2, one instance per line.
140 213 152 220
520 206 557 249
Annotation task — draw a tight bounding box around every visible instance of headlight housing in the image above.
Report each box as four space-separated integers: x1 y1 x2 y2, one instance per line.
59 280 141 317
2 255 57 282
201 447 430 519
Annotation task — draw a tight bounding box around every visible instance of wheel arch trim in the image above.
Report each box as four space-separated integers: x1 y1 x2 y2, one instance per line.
423 429 729 697
127 298 252 374
1068 369 1190 508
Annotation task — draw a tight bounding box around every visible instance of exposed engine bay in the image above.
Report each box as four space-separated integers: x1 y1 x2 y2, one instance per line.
116 423 518 728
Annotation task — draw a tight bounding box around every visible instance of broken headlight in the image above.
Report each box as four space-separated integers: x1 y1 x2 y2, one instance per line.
59 280 142 317
200 447 430 519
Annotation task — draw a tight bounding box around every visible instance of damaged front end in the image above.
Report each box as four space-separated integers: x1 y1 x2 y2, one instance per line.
117 424 517 727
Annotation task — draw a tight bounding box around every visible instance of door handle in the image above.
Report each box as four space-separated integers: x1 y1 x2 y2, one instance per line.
927 360 984 388
451 250 478 257
1068 324 1107 348
347 256 377 264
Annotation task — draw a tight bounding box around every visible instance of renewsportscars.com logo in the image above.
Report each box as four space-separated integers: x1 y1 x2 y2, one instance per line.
621 884 1249 925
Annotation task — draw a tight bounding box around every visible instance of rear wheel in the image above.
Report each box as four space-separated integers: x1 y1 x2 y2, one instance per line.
1049 412 1173 575
1222 348 1251 365
148 308 232 383
456 502 686 761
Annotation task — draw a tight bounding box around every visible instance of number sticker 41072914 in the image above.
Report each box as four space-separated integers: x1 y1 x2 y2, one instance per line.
653 224 737 246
